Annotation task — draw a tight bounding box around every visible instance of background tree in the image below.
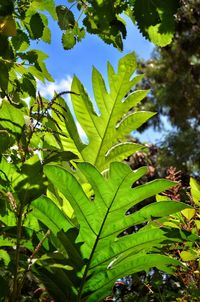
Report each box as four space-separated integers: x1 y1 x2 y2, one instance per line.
137 0 200 176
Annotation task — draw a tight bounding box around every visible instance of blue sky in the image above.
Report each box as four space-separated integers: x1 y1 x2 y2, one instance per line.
36 1 170 144
37 11 154 85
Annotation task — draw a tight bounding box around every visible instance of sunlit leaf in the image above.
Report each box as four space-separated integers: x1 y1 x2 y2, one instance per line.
62 29 76 50
181 208 196 220
190 177 200 206
180 250 199 261
42 162 189 301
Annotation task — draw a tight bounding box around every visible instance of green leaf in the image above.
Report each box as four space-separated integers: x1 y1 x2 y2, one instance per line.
0 249 10 266
116 111 156 136
82 1 127 50
190 177 200 205
70 53 150 170
30 13 44 39
195 220 200 230
29 0 57 19
43 162 187 301
40 13 51 43
0 100 25 135
56 5 75 30
134 0 179 46
180 251 199 261
31 195 72 234
50 96 85 158
0 36 9 57
0 131 14 155
181 208 196 220
13 155 48 203
156 194 171 202
0 236 15 248
85 255 179 302
76 27 85 42
0 61 9 90
25 50 54 82
11 29 30 51
62 29 76 50
105 142 145 165
39 54 150 172
0 154 47 203
21 73 36 97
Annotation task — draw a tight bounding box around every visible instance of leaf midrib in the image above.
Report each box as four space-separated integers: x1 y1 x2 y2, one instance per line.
77 172 128 301
93 70 130 168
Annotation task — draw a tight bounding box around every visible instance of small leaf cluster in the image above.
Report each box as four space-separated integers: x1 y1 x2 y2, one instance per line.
56 5 85 50
0 0 55 106
58 0 180 51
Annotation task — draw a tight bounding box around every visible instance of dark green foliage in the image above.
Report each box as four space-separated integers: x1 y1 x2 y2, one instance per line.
137 0 200 175
0 0 14 16
29 13 44 39
134 0 179 46
0 61 9 90
56 5 75 30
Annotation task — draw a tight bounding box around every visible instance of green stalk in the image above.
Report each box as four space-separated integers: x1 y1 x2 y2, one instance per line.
10 203 23 302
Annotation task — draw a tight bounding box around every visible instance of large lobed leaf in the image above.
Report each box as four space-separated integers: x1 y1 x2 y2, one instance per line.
31 162 191 301
54 53 154 171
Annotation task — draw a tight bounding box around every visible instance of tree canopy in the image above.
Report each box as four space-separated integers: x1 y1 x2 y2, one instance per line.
137 0 200 175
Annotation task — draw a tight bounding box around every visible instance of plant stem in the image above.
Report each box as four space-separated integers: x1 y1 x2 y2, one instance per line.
17 230 51 297
10 203 23 302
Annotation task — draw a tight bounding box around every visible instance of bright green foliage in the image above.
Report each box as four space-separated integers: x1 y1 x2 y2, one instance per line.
190 177 200 206
62 28 76 50
52 53 154 171
29 162 191 301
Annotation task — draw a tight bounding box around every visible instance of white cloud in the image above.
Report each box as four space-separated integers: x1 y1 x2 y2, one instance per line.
37 75 74 114
37 76 72 99
37 76 89 143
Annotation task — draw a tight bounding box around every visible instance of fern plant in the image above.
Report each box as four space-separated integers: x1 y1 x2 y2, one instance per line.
30 162 192 302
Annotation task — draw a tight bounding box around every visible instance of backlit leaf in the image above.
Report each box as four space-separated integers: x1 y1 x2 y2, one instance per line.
181 208 196 220
180 251 198 261
190 177 200 206
42 162 190 301
62 29 76 50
